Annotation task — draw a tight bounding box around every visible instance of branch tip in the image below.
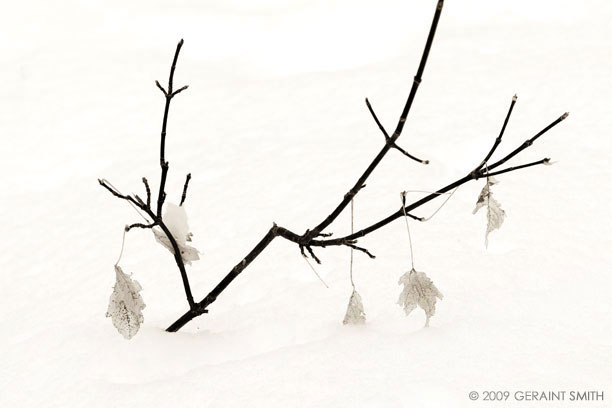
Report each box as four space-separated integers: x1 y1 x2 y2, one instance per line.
561 112 569 120
155 80 167 96
512 94 518 102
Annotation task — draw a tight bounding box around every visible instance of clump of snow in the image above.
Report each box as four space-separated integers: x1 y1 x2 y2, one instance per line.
163 203 190 245
152 203 200 265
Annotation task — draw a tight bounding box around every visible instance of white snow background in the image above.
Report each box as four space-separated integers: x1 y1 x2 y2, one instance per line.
2 0 611 406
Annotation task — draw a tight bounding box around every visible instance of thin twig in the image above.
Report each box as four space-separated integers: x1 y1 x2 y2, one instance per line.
482 158 551 178
345 243 376 259
365 98 429 164
473 94 517 174
155 80 167 96
126 222 157 231
172 85 189 97
486 113 568 172
142 177 151 208
157 39 187 217
99 179 146 211
180 173 192 206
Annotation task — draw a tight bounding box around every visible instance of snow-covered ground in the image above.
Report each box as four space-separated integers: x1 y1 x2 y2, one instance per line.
2 0 611 406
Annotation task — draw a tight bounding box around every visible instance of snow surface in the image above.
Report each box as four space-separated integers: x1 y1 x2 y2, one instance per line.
2 0 611 406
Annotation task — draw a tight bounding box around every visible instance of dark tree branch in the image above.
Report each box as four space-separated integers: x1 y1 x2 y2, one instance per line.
155 80 167 96
310 114 564 246
365 98 429 164
156 162 169 217
98 179 145 210
365 98 389 141
180 173 192 206
482 158 551 178
100 40 196 312
166 102 565 331
472 94 518 175
301 1 444 243
99 0 567 334
172 85 189 97
142 177 151 208
304 245 321 264
167 225 280 332
392 143 429 164
485 112 568 172
157 39 187 217
345 243 376 259
126 222 157 231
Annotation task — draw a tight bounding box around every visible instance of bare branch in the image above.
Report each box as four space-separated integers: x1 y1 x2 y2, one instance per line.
126 222 156 231
345 243 376 259
305 245 321 264
172 85 189 97
98 179 145 210
365 98 429 164
142 177 151 208
303 1 444 241
155 80 167 96
157 161 169 217
486 112 568 172
365 97 389 140
157 39 186 217
392 143 429 164
481 158 551 178
473 94 518 174
180 173 192 206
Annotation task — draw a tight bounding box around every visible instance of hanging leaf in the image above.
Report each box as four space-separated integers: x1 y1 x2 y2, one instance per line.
343 289 366 325
398 269 443 327
106 265 146 339
473 176 505 247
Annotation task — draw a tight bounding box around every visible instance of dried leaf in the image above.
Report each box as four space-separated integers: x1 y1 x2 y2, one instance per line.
397 269 443 327
153 228 200 265
106 265 146 339
473 176 505 247
343 289 366 325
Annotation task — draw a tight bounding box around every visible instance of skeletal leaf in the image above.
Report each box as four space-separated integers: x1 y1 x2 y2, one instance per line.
397 269 443 327
343 289 366 325
153 228 200 265
106 265 146 339
473 176 505 247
